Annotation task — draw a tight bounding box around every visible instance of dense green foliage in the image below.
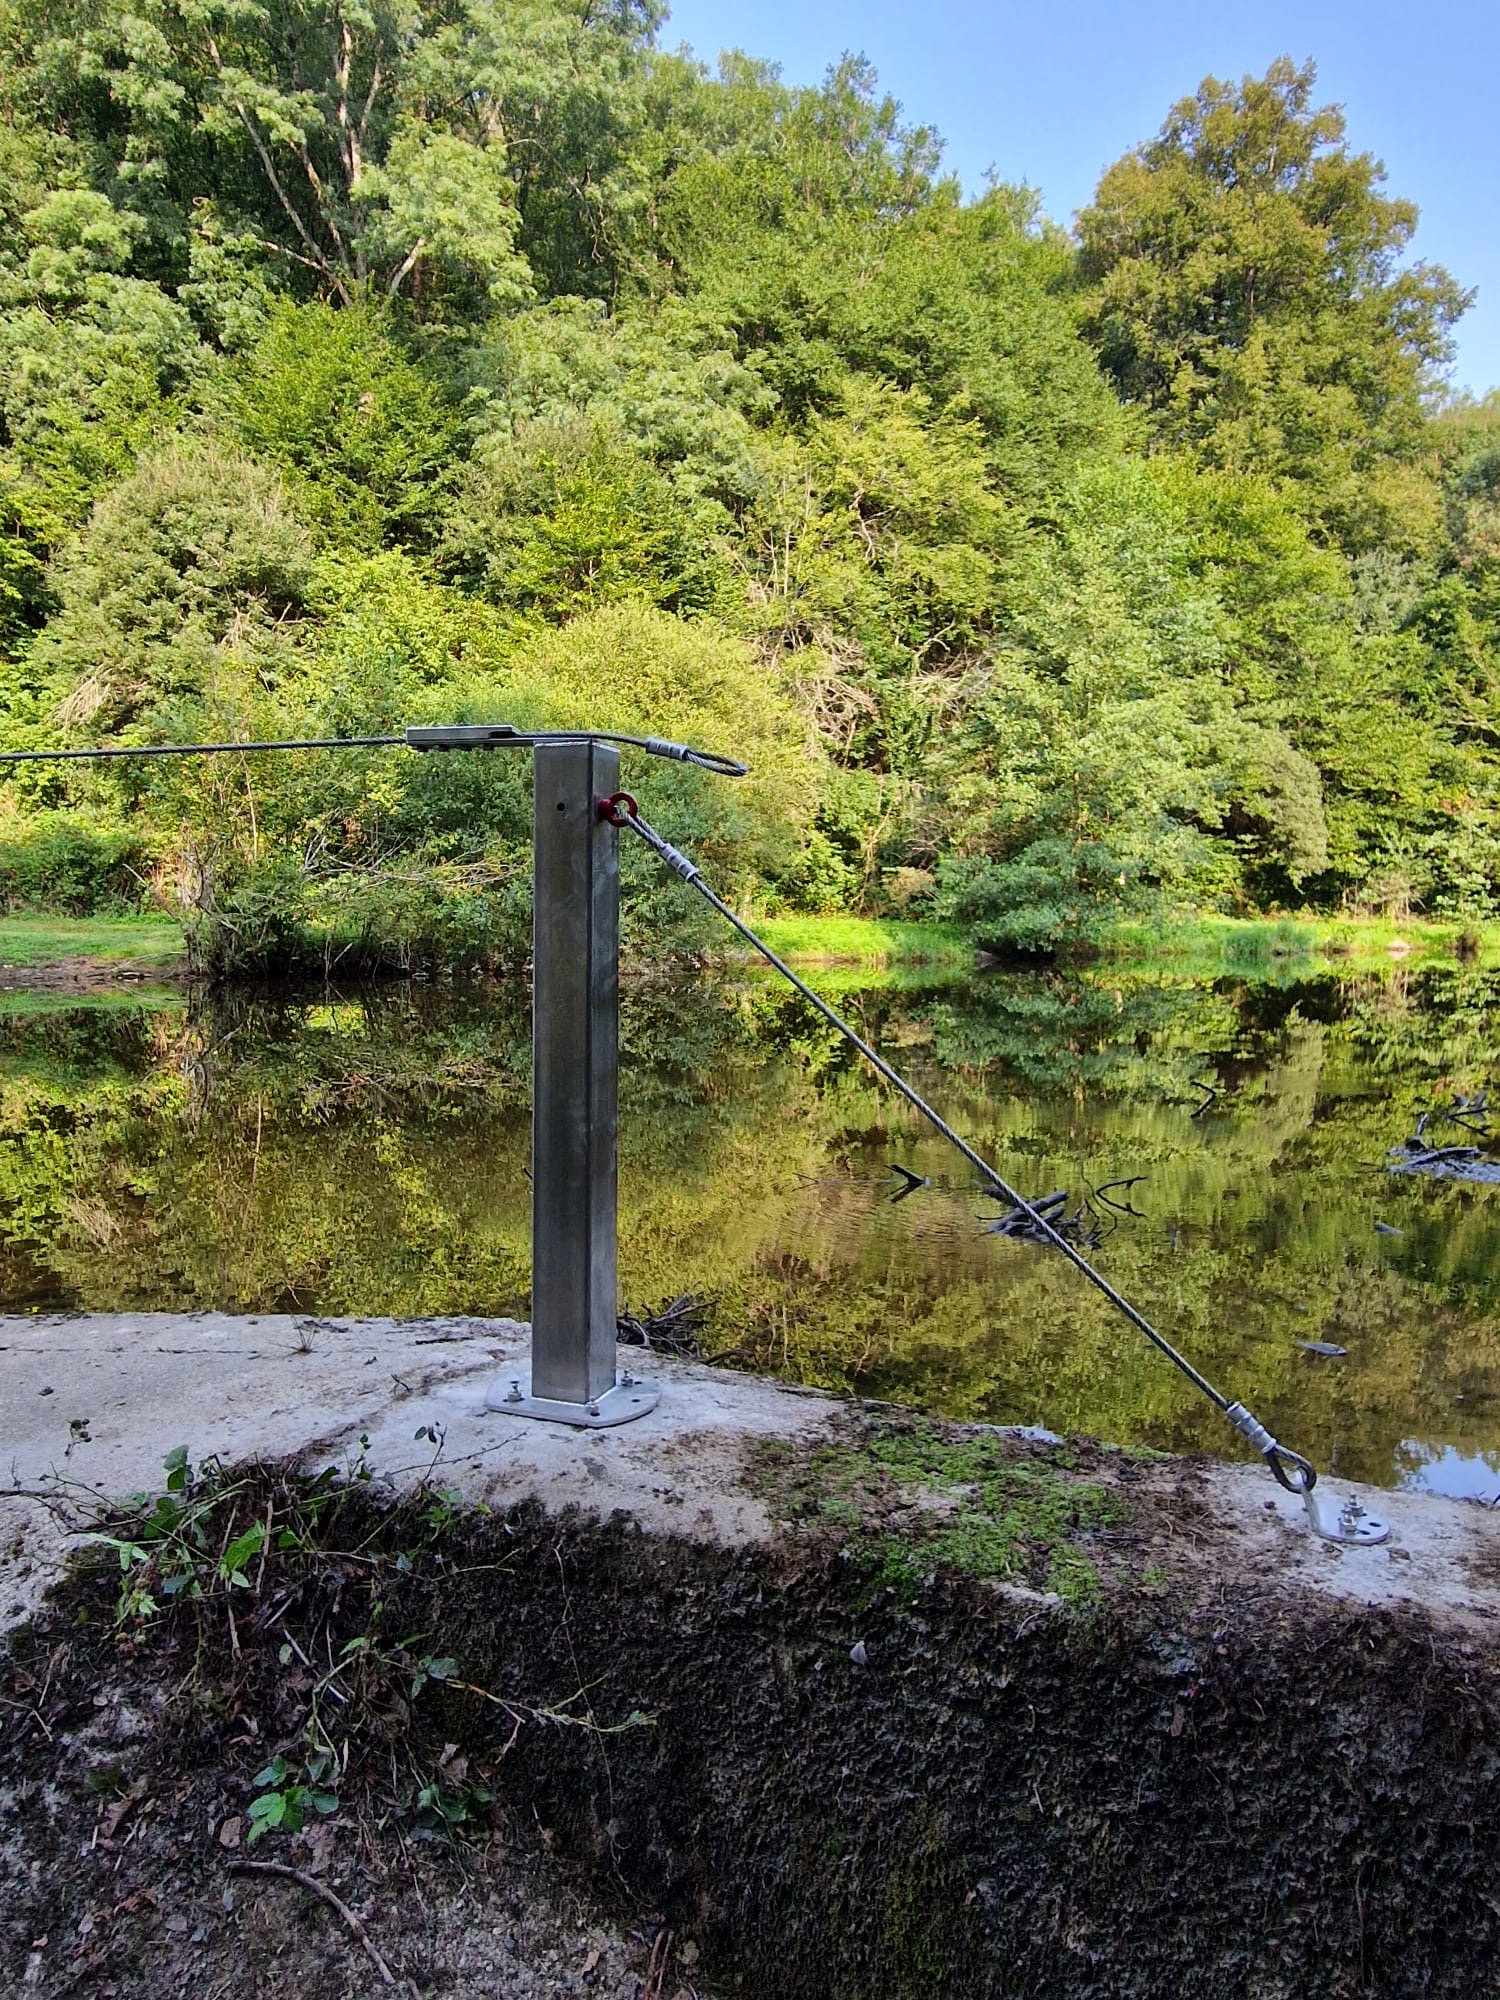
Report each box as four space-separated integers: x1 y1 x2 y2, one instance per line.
0 19 1495 961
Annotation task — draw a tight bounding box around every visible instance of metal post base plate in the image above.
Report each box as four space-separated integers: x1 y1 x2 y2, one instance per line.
1304 1484 1390 1545
484 1368 659 1428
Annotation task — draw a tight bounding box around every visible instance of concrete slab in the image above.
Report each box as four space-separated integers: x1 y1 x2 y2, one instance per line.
0 1312 841 1631
4 1311 1499 1636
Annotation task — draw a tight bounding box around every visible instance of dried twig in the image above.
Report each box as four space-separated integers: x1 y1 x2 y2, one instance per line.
0 1485 97 1529
228 1859 400 1988
642 1923 674 2000
0 1692 53 1743
1092 1175 1148 1216
617 1294 708 1357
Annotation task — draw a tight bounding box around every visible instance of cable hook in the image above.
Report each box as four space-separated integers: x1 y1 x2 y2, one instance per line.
1264 1444 1317 1495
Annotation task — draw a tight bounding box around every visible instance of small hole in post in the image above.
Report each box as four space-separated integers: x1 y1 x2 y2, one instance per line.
556 801 566 812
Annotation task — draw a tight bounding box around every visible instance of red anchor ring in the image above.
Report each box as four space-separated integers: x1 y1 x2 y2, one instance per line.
598 791 638 827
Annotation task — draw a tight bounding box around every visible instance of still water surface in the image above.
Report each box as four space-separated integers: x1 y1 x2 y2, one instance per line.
4 957 1500 1497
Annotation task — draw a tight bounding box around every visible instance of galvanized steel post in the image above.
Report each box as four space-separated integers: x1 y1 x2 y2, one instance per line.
486 739 657 1426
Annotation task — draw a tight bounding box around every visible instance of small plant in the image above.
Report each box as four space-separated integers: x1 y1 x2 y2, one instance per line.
419 1485 467 1535
220 1520 267 1587
413 1746 493 1832
82 1447 250 1623
409 1651 458 1700
247 1755 339 1843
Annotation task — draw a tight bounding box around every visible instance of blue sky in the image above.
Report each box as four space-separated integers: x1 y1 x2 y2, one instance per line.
661 0 1500 397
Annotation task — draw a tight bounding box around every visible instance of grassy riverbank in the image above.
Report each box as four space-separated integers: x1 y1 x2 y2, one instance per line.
1102 912 1500 974
751 910 1500 974
0 914 185 972
750 917 969 965
0 907 1492 983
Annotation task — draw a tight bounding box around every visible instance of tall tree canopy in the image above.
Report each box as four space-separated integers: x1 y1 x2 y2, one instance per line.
6 0 662 316
0 31 1492 962
1078 58 1469 549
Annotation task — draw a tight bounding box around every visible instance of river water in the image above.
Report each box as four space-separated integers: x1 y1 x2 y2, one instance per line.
4 955 1500 1497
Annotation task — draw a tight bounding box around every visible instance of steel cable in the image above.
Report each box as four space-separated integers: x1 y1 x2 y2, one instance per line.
0 735 408 763
0 726 746 776
610 796 1317 1496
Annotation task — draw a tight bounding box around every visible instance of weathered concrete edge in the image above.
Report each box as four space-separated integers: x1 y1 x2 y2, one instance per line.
3 1312 1497 1636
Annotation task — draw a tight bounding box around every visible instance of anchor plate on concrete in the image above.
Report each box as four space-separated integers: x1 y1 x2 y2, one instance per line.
485 1369 660 1429
1304 1484 1390 1545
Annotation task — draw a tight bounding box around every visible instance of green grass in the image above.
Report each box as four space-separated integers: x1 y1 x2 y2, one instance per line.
0 914 185 970
0 904 1487 986
750 916 969 966
1102 911 1500 975
748 908 1500 978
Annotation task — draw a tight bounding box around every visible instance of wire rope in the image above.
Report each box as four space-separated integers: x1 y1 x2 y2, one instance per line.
606 793 1316 1496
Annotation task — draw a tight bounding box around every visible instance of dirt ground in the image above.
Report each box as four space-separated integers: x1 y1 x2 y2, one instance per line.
7 1415 1500 1999
3 1483 724 2000
0 959 178 991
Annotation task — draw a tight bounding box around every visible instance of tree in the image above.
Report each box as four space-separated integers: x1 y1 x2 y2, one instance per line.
8 0 662 316
930 456 1237 945
1078 58 1469 547
216 298 457 546
443 413 729 620
30 440 313 742
0 188 209 647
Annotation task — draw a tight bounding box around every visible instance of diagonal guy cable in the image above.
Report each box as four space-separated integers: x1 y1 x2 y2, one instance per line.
607 794 1317 1497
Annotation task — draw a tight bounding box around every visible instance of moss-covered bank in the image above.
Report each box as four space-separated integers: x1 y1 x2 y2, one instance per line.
5 1424 1500 1999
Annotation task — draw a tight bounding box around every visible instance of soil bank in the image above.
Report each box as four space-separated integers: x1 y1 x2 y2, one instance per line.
4 1313 1500 1998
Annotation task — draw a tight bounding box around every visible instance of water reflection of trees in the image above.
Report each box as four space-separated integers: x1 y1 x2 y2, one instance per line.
3 965 1500 1489
919 971 1233 1097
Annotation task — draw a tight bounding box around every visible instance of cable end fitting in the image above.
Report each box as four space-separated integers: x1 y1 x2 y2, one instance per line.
658 841 703 887
642 736 748 777
1225 1401 1316 1494
1224 1401 1276 1457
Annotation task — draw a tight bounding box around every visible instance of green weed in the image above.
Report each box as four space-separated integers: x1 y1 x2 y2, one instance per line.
74 1449 647 1852
247 1754 339 1842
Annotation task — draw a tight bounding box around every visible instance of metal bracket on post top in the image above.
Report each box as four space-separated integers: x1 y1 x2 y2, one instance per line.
483 738 659 1429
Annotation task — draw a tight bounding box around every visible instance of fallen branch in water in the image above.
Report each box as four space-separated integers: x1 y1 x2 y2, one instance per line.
617 1294 708 1356
984 1190 1069 1238
982 1189 1106 1249
1189 1079 1218 1119
1092 1175 1148 1217
1390 1142 1483 1171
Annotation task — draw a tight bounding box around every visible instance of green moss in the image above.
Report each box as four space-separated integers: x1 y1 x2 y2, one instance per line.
754 1420 1122 1607
876 1831 976 1997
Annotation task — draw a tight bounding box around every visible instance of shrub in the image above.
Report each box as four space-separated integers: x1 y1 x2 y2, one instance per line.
0 814 149 913
934 839 1157 954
